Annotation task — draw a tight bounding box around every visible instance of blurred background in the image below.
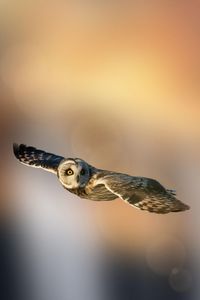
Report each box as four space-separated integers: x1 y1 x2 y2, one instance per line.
0 1 199 299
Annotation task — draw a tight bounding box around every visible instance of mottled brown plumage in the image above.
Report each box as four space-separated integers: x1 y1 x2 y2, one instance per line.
13 144 190 214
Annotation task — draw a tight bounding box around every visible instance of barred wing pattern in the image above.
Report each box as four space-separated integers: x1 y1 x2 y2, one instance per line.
96 172 190 214
13 144 64 174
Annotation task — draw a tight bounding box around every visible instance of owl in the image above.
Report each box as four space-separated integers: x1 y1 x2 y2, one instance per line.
13 144 190 214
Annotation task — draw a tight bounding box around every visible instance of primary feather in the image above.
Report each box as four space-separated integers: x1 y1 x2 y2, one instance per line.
13 143 64 173
95 172 190 214
13 143 190 214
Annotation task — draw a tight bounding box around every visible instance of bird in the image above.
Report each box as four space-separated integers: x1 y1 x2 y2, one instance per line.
13 143 190 214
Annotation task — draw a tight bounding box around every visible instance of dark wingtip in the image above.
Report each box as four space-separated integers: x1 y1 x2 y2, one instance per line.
13 143 20 158
13 143 26 159
175 201 190 213
183 203 190 211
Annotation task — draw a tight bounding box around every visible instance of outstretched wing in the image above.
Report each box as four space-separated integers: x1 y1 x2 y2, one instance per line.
95 172 190 214
13 144 64 174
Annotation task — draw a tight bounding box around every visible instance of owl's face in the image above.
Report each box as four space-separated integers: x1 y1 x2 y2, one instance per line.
57 159 91 189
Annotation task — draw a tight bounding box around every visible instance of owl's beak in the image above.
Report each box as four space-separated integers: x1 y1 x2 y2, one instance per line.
76 175 80 182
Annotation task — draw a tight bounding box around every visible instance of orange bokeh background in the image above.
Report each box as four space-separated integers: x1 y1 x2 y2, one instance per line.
0 0 199 255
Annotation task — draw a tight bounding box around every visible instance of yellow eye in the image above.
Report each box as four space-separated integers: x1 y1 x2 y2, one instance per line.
66 168 74 176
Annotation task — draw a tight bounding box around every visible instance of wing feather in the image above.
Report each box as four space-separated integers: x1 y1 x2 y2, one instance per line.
13 143 64 174
95 173 189 214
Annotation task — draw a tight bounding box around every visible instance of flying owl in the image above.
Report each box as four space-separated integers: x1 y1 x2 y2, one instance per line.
13 144 190 214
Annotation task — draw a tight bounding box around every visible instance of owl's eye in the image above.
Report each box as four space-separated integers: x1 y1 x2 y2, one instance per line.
80 169 85 175
66 168 74 176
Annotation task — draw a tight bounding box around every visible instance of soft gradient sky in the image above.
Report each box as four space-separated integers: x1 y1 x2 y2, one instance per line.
0 2 199 298
0 0 199 255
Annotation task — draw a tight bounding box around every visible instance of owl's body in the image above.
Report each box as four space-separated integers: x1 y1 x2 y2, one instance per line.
13 144 190 214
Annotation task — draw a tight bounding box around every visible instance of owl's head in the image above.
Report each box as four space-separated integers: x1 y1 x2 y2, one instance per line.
57 158 91 189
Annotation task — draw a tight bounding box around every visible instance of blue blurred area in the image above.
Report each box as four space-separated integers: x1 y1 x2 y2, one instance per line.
0 220 195 300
